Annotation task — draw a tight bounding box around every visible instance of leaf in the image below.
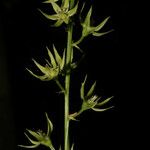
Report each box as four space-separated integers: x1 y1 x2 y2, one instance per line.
38 9 59 20
86 81 96 99
92 106 114 112
94 16 110 32
68 2 79 17
45 112 53 136
47 47 57 68
53 44 62 66
80 75 87 100
97 96 114 106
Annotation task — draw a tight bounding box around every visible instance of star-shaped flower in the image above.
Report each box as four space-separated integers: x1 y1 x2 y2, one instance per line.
80 75 114 112
39 0 78 27
69 75 114 120
73 5 113 47
27 45 65 81
19 113 55 150
81 7 113 38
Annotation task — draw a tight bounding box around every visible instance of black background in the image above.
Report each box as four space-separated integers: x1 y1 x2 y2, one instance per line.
0 0 142 150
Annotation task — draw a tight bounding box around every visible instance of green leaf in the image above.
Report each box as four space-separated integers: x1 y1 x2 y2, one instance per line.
38 9 59 20
80 75 87 100
94 16 110 32
86 81 96 99
97 96 114 106
53 45 62 66
68 2 78 17
45 112 53 136
47 47 57 68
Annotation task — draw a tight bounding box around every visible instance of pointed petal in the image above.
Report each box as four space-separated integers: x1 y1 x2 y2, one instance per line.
71 48 73 63
47 47 57 68
71 143 74 150
73 43 83 52
53 20 63 27
38 9 59 20
18 144 40 148
97 96 114 106
79 3 85 21
42 0 58 3
59 145 62 150
94 16 110 32
84 7 92 27
80 75 87 101
68 2 78 17
32 59 47 74
60 49 66 70
92 106 114 112
62 0 69 9
45 113 53 136
26 129 42 141
24 133 39 145
92 29 114 37
86 81 96 99
53 44 62 66
26 68 48 81
51 1 61 13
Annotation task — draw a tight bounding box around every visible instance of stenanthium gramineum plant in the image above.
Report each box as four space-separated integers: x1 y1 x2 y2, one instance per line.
19 0 114 150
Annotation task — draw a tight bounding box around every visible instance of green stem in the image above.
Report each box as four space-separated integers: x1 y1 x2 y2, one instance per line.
55 79 65 93
64 23 73 150
73 36 84 46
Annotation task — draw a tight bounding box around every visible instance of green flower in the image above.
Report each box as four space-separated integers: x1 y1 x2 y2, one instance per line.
80 75 114 112
27 45 65 81
19 113 55 150
81 7 112 38
73 5 113 47
39 0 78 27
69 75 114 120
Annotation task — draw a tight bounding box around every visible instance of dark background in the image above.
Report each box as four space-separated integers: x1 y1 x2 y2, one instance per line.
0 0 141 150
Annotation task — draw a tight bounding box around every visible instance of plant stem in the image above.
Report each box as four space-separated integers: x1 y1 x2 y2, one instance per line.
64 22 73 150
55 79 65 93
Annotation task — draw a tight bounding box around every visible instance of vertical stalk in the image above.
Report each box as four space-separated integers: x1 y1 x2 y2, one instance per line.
64 22 73 150
64 1 75 150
